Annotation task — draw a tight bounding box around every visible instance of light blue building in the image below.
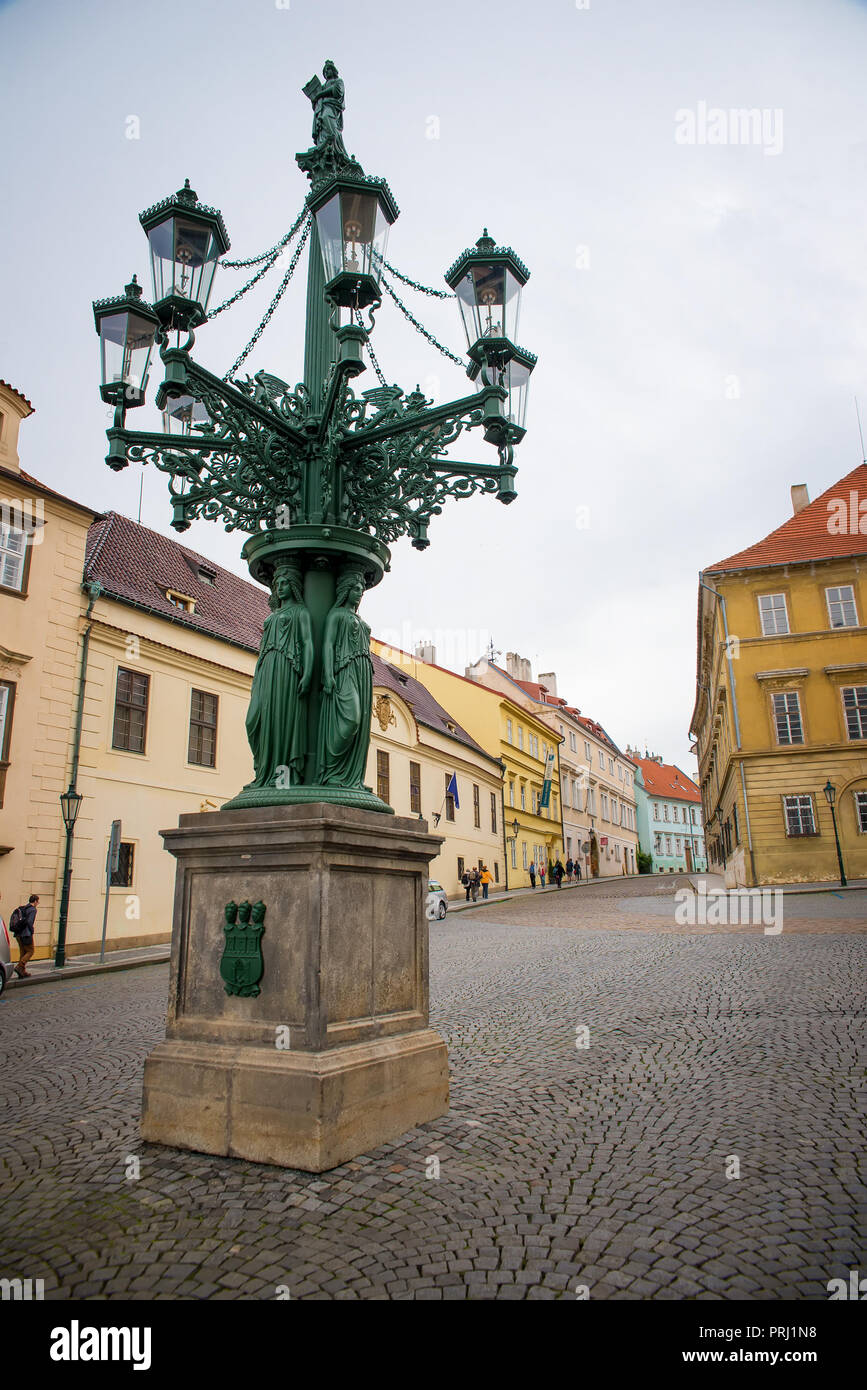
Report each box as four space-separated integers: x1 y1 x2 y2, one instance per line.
631 751 707 874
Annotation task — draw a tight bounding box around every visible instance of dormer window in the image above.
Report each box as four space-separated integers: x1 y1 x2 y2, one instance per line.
166 589 195 613
197 565 216 586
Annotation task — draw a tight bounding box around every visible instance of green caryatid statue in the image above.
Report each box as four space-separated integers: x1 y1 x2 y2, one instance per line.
315 568 374 789
244 561 314 790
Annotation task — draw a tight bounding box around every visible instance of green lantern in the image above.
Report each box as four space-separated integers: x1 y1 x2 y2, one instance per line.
468 344 536 440
445 229 529 351
92 276 160 407
139 179 230 329
308 173 398 308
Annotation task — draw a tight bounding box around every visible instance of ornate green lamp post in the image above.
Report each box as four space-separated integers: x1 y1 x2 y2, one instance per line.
93 64 534 813
101 62 537 1171
822 780 848 887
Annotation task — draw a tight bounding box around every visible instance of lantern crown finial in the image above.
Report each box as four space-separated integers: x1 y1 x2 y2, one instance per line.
125 274 143 300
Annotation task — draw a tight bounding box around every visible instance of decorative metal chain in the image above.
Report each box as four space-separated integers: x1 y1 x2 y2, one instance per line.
225 215 312 381
208 253 280 320
378 257 454 299
379 273 465 368
355 309 388 387
221 205 309 269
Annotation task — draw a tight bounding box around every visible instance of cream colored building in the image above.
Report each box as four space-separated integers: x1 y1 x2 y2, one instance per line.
0 380 98 952
465 652 640 878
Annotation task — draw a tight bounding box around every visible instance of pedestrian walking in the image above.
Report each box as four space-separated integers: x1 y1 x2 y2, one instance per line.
480 865 493 900
566 856 574 882
461 868 472 902
470 866 480 902
539 863 546 887
554 859 565 887
575 859 582 881
529 863 536 889
10 894 39 978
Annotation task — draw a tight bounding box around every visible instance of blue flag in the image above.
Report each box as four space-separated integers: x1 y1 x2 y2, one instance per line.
447 772 460 809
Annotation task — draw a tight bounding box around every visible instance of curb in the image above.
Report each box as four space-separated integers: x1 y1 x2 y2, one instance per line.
5 951 171 990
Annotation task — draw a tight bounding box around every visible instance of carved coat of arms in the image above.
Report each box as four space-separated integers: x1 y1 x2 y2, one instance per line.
220 900 266 997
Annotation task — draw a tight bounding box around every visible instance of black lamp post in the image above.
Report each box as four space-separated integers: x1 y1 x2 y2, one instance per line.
822 780 847 887
55 787 83 968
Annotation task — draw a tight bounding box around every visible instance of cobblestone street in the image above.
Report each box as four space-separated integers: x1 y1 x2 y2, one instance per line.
1 881 864 1300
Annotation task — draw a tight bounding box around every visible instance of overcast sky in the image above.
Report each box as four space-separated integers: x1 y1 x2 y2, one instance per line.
3 0 867 774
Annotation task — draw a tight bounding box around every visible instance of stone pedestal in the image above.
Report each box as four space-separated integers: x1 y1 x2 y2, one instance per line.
140 803 449 1171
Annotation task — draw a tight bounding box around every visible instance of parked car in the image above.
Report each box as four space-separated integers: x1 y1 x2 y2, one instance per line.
426 881 448 920
0 913 14 997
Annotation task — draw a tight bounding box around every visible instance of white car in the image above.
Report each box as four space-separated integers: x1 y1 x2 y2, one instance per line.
426 881 448 920
0 915 14 997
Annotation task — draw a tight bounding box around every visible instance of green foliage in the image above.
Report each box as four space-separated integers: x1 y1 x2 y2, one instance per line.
637 850 654 874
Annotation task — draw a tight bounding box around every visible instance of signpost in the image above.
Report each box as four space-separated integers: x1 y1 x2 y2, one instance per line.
100 819 121 963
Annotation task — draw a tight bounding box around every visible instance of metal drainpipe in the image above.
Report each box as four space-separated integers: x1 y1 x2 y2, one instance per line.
698 574 756 885
54 581 103 957
499 759 508 890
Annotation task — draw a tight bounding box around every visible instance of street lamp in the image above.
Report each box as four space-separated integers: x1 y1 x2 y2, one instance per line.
823 780 848 887
93 276 159 409
139 179 230 330
55 786 83 968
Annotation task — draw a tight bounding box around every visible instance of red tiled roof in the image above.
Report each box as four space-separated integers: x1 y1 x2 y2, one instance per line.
707 464 867 572
633 757 700 802
84 512 270 652
371 654 498 764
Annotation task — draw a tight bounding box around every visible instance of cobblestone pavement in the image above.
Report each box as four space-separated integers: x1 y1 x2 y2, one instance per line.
0 886 864 1300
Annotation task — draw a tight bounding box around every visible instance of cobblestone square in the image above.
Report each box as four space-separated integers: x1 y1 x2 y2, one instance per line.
1 880 864 1300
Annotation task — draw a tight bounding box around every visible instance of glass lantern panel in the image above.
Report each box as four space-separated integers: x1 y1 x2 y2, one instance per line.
148 219 220 310
315 194 344 283
339 190 380 277
504 359 531 430
99 311 156 391
455 264 522 347
162 395 210 435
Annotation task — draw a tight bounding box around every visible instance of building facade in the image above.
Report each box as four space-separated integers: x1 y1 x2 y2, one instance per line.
689 468 867 887
465 653 640 878
375 641 563 887
631 752 706 873
0 381 99 951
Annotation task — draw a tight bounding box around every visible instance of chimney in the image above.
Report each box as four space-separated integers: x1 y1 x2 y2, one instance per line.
414 642 436 664
505 652 533 682
791 484 810 515
539 671 558 697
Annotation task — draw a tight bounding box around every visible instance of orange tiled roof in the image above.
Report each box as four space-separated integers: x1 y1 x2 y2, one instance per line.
707 464 867 572
633 757 701 802
0 380 35 415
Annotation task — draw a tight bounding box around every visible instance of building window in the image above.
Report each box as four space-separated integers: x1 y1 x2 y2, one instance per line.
0 679 15 807
409 760 421 814
473 783 480 828
520 784 526 810
518 727 524 750
608 757 614 774
601 793 609 819
584 741 591 761
783 795 816 837
510 839 517 869
615 843 621 861
110 842 135 888
758 592 789 636
653 803 660 820
732 805 740 845
490 792 497 834
842 686 867 740
663 805 669 821
772 691 804 745
188 689 218 767
598 749 604 768
855 792 867 833
445 772 455 822
377 749 390 803
826 585 858 629
457 856 465 880
112 668 149 753
665 836 672 854
166 589 195 612
0 522 27 592
506 718 513 744
494 862 499 883
569 731 577 752
522 841 528 870
654 834 662 853
675 837 682 854
509 781 515 806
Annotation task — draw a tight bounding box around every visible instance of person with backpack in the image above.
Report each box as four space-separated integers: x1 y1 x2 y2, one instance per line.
528 862 536 889
480 865 493 900
10 894 39 978
566 856 574 882
461 868 472 902
470 866 480 902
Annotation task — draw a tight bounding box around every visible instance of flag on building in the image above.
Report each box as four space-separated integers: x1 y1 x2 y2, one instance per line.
446 771 460 809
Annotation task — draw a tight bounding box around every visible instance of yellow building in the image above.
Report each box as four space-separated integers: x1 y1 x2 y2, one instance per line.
374 640 563 885
0 381 98 949
368 654 504 895
690 467 867 886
